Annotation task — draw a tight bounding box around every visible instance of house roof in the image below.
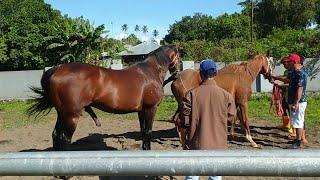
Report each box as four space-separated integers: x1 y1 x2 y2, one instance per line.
118 41 160 56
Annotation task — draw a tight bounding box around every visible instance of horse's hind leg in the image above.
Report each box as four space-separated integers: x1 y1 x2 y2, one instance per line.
52 112 79 180
138 106 157 150
85 106 101 127
52 112 79 151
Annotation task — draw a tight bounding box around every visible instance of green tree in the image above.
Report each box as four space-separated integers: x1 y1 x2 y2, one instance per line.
257 28 320 59
240 0 318 37
316 0 320 25
0 33 8 66
123 34 141 46
46 16 105 63
100 37 126 59
0 0 66 70
164 13 249 43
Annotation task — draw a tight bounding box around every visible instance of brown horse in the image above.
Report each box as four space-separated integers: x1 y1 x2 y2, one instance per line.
170 55 273 148
27 44 180 151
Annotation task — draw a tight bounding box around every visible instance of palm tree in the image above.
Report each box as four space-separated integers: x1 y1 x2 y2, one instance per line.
142 25 148 35
122 24 128 34
134 25 140 32
152 29 159 39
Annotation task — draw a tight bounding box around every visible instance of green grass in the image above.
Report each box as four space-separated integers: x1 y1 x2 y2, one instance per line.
0 100 54 129
0 95 318 130
248 94 320 127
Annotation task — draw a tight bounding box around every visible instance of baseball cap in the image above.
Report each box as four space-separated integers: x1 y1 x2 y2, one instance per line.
287 54 301 64
199 59 217 77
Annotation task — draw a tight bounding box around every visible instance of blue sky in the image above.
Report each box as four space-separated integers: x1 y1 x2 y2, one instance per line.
44 0 243 41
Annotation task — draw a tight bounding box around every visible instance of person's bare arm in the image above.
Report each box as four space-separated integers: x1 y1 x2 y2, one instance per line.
291 87 303 112
271 75 289 83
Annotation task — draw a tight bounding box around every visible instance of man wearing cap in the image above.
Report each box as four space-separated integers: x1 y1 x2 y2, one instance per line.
180 59 236 180
273 54 308 149
271 56 293 134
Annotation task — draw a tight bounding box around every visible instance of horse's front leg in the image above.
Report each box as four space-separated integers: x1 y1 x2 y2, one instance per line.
239 102 258 148
138 106 157 150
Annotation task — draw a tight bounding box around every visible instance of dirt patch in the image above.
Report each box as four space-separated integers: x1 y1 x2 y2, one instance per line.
0 117 319 180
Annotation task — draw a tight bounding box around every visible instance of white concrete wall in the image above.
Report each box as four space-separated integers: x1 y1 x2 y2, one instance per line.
1 59 319 100
0 70 42 100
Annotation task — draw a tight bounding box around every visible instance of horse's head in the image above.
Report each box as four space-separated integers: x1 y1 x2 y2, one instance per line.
162 42 180 73
260 55 274 81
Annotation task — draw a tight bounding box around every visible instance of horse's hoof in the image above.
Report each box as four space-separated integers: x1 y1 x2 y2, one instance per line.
94 119 101 127
252 143 259 148
95 121 101 127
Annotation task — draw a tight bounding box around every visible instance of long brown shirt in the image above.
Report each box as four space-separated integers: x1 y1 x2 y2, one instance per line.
182 79 236 150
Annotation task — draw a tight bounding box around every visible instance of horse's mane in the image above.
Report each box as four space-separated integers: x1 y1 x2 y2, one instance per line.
128 46 173 71
148 46 172 66
219 63 246 74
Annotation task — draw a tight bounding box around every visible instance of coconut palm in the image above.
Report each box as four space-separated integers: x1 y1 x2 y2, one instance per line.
134 25 140 32
152 29 159 39
122 24 129 33
142 25 148 35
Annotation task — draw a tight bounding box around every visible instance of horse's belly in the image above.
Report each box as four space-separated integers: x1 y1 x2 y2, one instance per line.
92 97 142 114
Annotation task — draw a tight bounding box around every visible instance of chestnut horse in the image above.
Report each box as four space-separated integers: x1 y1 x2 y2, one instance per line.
170 55 273 148
27 45 180 151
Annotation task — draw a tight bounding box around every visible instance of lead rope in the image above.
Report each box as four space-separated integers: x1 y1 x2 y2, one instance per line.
270 84 284 116
179 73 188 93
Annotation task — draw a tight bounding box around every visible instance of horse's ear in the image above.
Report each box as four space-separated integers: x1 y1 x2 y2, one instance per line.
174 43 180 49
162 40 169 46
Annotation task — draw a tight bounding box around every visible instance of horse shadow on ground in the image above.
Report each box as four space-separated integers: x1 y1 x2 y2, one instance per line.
106 127 180 142
20 124 291 152
20 127 180 152
228 124 291 149
20 133 117 152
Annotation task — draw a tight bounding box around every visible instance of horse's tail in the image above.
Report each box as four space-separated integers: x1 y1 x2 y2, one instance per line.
27 66 58 117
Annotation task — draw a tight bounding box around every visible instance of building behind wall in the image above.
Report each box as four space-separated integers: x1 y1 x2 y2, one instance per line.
117 41 160 65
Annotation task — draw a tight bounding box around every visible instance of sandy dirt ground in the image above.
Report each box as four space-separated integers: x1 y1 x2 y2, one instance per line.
0 116 319 180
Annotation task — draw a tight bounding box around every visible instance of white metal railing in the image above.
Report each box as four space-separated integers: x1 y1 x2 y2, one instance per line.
1 150 320 177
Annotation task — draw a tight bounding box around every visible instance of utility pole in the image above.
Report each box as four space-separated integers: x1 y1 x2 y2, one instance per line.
249 0 254 56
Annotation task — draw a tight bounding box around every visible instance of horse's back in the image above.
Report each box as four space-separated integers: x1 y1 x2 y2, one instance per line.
171 69 201 101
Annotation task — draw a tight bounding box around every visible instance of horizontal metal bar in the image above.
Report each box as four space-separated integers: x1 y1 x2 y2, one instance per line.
1 150 320 176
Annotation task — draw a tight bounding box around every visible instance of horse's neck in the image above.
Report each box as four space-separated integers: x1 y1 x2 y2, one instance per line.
246 57 263 82
145 57 169 82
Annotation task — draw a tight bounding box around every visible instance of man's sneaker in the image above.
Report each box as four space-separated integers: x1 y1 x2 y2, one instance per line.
289 139 301 149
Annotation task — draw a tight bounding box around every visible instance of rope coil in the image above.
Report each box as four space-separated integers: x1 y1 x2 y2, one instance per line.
270 84 284 116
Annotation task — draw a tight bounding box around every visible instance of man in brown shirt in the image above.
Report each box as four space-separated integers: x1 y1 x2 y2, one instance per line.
180 59 236 180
